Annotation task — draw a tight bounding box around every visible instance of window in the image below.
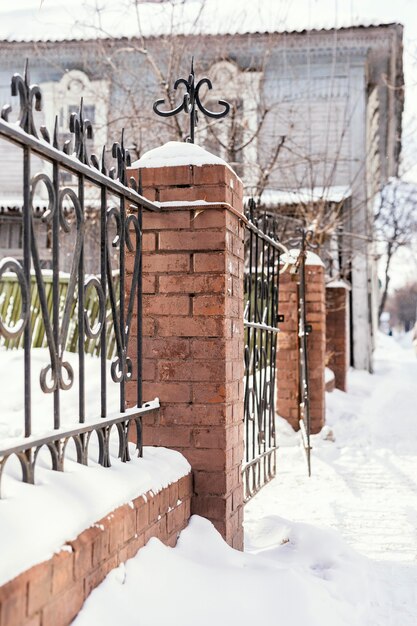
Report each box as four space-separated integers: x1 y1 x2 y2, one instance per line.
41 70 109 167
200 61 261 185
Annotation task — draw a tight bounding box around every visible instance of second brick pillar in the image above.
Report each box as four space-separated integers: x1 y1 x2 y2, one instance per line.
127 143 245 549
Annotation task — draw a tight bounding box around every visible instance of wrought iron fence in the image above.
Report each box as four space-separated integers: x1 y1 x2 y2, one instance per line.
0 63 160 496
242 200 289 500
243 205 317 491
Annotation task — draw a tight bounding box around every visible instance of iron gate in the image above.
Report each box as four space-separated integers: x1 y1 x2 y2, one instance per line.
242 200 288 500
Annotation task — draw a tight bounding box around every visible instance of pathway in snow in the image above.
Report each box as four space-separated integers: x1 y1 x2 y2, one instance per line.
245 335 417 624
72 333 416 626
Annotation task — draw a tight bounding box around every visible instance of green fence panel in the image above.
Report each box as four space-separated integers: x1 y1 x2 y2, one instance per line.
0 272 118 359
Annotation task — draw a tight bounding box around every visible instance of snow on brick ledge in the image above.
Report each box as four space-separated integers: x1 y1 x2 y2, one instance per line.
0 446 190 587
0 450 192 626
131 141 231 170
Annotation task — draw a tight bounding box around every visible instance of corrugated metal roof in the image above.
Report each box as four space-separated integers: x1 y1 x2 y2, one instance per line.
249 186 352 208
0 23 400 45
0 0 402 44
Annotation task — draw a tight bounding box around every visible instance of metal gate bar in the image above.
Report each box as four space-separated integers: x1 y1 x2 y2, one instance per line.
243 201 286 501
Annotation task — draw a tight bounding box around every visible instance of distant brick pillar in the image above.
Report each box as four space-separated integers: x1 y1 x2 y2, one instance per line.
126 143 245 550
276 257 326 435
326 283 350 391
305 263 326 433
276 271 299 429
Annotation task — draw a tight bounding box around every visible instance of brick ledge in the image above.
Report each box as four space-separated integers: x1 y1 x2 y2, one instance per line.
0 473 193 626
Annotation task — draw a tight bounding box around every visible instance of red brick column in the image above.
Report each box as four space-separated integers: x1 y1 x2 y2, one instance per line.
326 283 350 391
305 263 326 433
276 259 326 435
276 271 299 430
126 148 244 549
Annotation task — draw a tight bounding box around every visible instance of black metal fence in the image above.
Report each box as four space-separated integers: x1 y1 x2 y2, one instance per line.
242 200 289 500
243 207 316 495
0 64 159 496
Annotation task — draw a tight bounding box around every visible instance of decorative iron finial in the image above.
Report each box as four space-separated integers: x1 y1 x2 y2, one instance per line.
1 59 42 136
112 129 132 186
153 57 230 143
69 97 94 165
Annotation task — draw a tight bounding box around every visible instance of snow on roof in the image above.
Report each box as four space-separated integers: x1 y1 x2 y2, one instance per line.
131 141 230 169
258 186 352 208
0 1 400 43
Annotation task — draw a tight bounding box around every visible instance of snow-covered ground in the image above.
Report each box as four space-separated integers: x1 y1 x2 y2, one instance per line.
245 333 417 624
0 348 190 586
73 333 417 625
0 348 122 446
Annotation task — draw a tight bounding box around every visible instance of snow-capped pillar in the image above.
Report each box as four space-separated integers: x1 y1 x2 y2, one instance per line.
126 142 245 550
276 256 326 435
326 282 351 392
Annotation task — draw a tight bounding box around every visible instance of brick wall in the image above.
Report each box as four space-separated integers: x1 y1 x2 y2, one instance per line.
127 152 245 549
326 284 350 391
276 261 326 435
0 473 192 626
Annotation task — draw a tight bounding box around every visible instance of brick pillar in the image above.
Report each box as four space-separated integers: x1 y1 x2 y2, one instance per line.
276 257 326 435
276 271 299 430
126 143 244 549
326 282 350 391
305 263 326 434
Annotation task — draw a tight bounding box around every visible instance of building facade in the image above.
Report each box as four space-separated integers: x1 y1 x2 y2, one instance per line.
0 23 404 369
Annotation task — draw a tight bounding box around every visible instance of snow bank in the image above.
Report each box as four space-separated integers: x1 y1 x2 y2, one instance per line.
0 445 190 586
0 348 126 446
247 332 417 623
325 367 335 384
73 515 371 626
395 331 413 349
0 347 189 586
0 347 160 467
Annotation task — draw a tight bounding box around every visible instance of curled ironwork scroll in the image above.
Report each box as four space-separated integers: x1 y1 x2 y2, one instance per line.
0 61 160 497
153 58 230 143
69 97 94 165
0 258 30 339
1 60 42 135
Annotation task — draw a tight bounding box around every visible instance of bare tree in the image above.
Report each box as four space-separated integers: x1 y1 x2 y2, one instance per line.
32 4 403 283
374 178 417 317
385 281 417 331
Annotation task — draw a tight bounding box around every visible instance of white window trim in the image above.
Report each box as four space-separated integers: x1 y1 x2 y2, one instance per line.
41 69 109 155
199 61 261 185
